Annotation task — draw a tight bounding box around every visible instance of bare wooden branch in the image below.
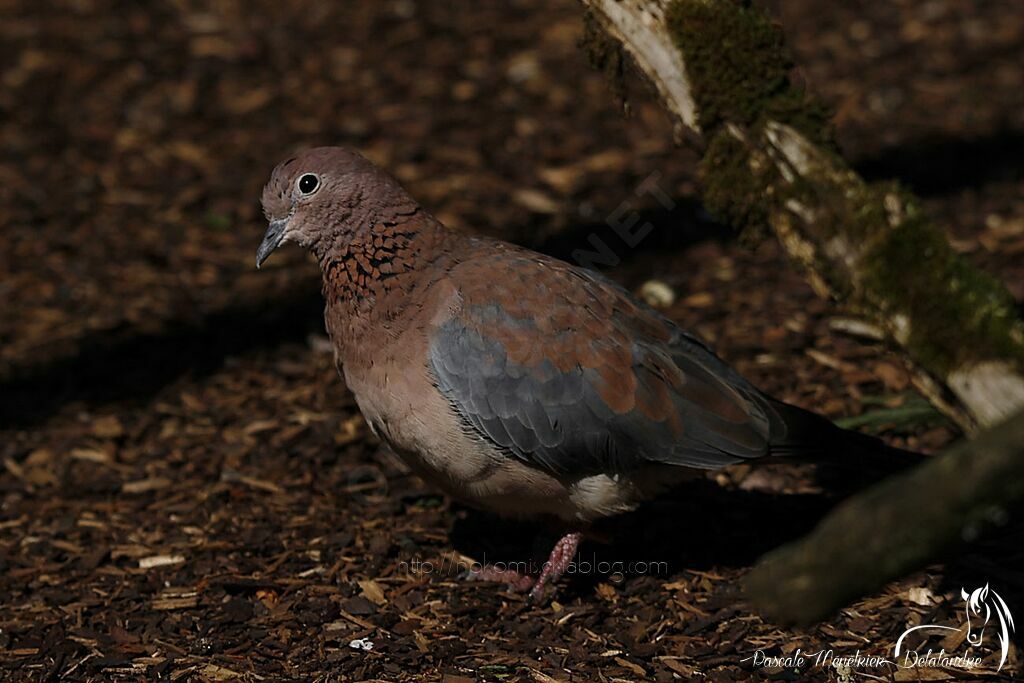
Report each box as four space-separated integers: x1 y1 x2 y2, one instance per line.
584 0 699 132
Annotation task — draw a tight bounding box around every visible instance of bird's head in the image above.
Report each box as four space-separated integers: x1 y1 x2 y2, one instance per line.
256 146 414 267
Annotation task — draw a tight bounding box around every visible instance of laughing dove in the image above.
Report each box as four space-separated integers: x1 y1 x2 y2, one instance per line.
257 147 920 600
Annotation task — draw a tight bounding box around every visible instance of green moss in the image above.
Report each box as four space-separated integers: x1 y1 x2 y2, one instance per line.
699 128 769 238
857 185 1024 374
665 0 833 146
701 123 1024 374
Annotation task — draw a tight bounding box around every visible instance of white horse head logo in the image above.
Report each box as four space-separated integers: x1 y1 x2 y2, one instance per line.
895 583 1015 672
961 583 1014 667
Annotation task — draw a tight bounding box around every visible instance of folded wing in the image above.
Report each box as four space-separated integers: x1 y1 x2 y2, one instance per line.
428 248 791 477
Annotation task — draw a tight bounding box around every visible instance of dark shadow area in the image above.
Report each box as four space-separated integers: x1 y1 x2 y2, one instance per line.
854 127 1024 197
940 514 1024 600
532 196 730 270
0 281 324 429
450 477 836 597
453 476 1024 619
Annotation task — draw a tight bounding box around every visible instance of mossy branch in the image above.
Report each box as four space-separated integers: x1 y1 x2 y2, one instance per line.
579 0 1024 431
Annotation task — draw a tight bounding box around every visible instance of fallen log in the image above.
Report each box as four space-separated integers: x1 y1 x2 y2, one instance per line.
744 408 1024 625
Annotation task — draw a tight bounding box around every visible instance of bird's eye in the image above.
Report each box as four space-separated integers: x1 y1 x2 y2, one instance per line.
297 173 320 195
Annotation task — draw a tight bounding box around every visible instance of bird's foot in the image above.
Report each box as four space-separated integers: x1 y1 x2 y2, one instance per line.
461 532 583 603
527 532 582 604
462 564 536 593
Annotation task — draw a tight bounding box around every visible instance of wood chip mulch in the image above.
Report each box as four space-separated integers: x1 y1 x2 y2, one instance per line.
2 0 1023 680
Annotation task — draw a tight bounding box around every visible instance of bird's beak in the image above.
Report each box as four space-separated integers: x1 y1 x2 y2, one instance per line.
256 218 289 268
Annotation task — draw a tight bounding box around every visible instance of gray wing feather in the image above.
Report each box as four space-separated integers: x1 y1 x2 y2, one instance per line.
428 314 784 478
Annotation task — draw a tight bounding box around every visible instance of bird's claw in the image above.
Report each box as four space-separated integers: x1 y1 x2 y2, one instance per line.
525 583 550 605
461 564 536 593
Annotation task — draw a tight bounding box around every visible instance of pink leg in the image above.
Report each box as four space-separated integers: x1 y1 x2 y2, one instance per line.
464 564 536 593
528 532 582 603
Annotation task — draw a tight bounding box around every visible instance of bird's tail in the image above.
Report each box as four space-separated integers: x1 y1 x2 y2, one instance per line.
768 399 928 478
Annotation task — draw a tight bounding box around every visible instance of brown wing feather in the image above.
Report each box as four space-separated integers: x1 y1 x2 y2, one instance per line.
428 241 790 476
